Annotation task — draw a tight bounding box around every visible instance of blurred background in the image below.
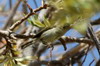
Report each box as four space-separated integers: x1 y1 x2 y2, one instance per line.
0 0 100 66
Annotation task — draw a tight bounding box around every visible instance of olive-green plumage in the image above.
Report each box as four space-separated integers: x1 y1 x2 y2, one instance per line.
34 24 71 45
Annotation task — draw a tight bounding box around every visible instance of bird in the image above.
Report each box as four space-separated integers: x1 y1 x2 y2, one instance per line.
33 23 71 50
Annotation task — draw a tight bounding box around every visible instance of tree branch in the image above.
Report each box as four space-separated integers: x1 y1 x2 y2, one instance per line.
9 4 48 31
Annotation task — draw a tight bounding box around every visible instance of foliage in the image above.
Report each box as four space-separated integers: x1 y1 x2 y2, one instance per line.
45 0 99 35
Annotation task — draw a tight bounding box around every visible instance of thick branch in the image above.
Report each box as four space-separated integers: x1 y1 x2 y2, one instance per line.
0 30 35 39
61 36 94 45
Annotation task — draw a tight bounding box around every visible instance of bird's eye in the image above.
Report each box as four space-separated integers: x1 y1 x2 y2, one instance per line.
63 24 69 29
63 26 66 29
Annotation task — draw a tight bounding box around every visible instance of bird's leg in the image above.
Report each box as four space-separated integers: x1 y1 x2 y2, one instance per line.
49 44 54 51
59 38 67 51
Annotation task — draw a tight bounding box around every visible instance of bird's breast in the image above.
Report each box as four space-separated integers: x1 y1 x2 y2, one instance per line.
40 27 67 43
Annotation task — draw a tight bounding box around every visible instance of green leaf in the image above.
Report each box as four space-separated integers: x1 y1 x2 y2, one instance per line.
44 17 51 27
15 56 38 66
72 18 88 35
33 20 45 27
27 16 45 27
27 18 34 26
4 60 15 66
31 16 45 27
0 55 5 63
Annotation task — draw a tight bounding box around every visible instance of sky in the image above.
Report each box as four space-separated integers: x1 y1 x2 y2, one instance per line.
0 0 100 66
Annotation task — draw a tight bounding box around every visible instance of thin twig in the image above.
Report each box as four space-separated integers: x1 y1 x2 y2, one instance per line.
81 46 90 65
89 59 95 66
9 0 12 9
33 0 38 8
3 0 22 29
9 4 48 31
59 43 89 61
22 1 28 14
87 23 100 56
